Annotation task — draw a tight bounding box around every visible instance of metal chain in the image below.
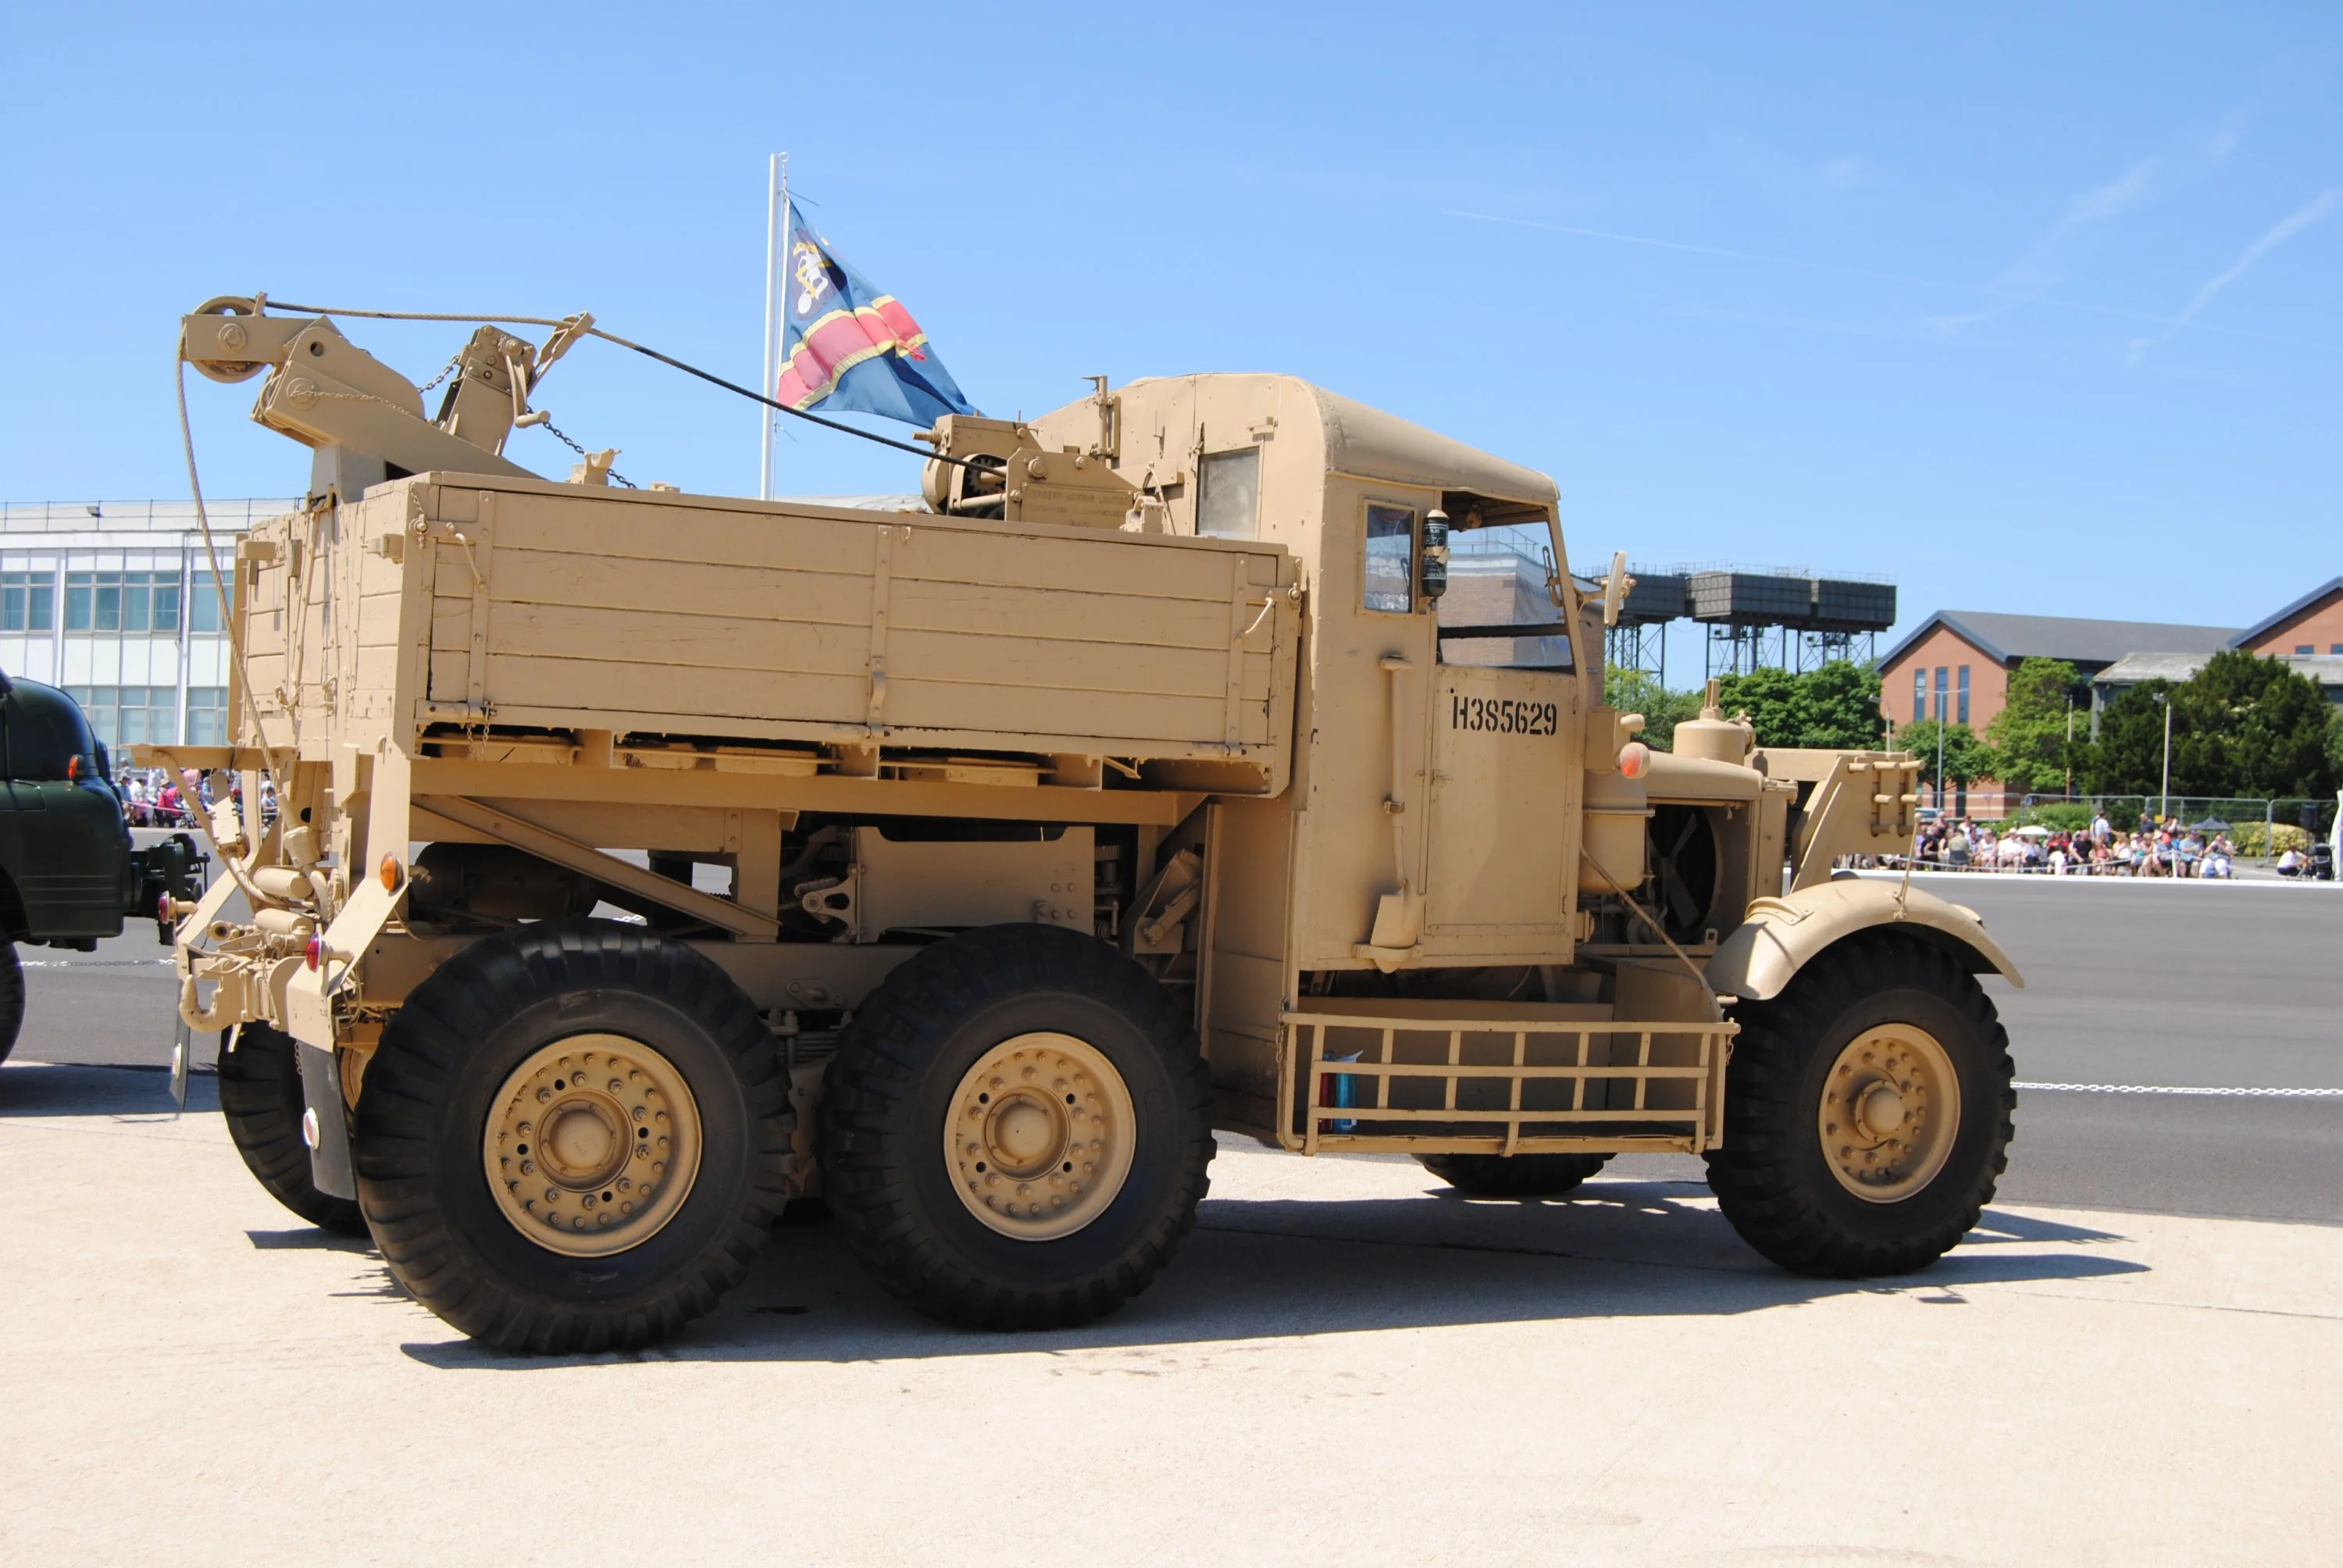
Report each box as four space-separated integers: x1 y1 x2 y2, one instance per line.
537 419 638 488
414 347 467 397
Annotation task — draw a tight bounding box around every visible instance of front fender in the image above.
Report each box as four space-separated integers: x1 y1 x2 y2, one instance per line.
1705 878 2023 1002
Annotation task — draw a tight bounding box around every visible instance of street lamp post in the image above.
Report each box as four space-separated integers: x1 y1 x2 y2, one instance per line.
2064 695 2074 800
2158 693 2173 824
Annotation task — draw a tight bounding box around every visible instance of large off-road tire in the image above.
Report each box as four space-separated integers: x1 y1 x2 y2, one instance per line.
0 940 22 1066
821 924 1213 1330
354 920 793 1353
218 1022 369 1235
1705 933 2013 1277
1417 1151 1612 1198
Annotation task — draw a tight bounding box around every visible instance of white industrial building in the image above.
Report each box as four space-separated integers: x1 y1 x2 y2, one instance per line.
1 499 293 754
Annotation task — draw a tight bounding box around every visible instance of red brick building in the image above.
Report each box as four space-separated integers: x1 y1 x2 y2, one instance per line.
1877 610 2241 813
2231 578 2343 659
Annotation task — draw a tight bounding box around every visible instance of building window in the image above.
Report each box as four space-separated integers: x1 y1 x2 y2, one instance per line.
2298 644 2316 656
62 571 181 634
1362 504 1416 614
1911 668 1924 722
189 572 226 633
2332 643 2342 655
63 686 181 754
1933 666 1947 722
2 571 54 632
186 687 228 746
1957 665 1970 725
1196 448 1262 540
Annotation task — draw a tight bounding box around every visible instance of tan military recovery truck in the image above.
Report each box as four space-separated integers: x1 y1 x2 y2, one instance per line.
147 297 2018 1352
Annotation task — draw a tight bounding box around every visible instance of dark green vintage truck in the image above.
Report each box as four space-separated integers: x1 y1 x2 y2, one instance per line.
0 673 207 1063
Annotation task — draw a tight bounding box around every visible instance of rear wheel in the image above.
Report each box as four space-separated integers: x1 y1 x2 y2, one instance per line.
0 940 21 1065
821 924 1213 1329
354 920 792 1352
1705 934 2013 1277
218 1022 367 1235
1417 1151 1610 1198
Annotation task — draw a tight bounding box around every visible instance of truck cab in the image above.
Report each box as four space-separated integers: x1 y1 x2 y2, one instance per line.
0 672 206 1060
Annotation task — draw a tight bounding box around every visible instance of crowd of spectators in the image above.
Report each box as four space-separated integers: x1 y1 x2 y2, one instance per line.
1912 811 2238 878
110 768 273 829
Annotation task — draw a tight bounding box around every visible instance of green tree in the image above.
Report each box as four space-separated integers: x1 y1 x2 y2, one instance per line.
1715 661 1885 750
1603 667 1701 750
1895 718 1993 799
2088 654 2339 799
2084 681 2173 796
2170 650 2337 799
1985 657 2084 797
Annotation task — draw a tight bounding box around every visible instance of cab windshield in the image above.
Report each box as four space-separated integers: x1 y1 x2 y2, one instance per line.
1436 519 1572 671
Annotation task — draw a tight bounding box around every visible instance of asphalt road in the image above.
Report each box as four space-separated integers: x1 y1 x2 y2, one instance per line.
12 872 2340 1225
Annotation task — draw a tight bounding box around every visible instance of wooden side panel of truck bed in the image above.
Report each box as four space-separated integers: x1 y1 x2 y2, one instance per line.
405 476 1299 788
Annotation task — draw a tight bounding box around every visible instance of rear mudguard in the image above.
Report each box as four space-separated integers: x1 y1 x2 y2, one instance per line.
1705 878 2023 1002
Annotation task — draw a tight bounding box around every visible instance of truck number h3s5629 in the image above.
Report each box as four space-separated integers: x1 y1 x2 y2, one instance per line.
144 295 2019 1352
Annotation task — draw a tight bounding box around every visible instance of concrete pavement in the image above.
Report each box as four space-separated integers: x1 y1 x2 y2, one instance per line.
2 1060 2336 1566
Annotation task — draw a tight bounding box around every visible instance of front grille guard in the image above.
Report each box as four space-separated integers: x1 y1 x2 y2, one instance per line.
1276 1009 1738 1157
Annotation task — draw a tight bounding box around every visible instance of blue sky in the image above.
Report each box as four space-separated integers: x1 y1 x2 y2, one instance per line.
4 3 2336 656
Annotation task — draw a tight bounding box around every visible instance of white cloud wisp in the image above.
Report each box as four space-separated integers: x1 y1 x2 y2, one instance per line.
2127 186 2343 363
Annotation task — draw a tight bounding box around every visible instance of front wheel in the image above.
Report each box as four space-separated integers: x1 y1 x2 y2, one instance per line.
0 940 21 1065
1705 934 2013 1277
821 924 1214 1329
354 920 793 1353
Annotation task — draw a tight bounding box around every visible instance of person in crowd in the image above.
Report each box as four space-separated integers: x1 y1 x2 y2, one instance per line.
2199 837 2234 878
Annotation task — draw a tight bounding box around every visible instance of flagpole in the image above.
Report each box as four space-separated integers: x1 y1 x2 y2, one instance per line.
758 152 784 500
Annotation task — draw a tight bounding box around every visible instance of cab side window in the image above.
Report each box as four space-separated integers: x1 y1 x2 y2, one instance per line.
1197 449 1261 540
1363 504 1416 614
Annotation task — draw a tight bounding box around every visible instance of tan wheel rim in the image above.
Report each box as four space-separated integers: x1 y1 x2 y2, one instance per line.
945 1032 1135 1242
483 1034 702 1257
1817 1024 1960 1203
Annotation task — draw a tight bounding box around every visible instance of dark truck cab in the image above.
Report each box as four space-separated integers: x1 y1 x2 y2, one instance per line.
0 672 206 1062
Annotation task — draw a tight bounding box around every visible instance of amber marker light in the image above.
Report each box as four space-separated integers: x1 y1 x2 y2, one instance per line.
1619 742 1650 779
380 853 402 892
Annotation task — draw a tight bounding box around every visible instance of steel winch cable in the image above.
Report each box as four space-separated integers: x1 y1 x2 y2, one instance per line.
172 356 291 909
255 301 978 469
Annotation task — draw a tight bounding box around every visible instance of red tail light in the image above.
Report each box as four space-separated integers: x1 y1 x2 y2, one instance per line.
305 935 324 971
1619 742 1651 780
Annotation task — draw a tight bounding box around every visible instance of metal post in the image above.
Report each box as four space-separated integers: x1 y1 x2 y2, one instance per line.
758 152 785 501
2159 697 2172 823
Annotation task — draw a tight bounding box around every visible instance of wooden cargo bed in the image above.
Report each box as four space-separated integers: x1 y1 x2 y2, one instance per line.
308 474 1300 790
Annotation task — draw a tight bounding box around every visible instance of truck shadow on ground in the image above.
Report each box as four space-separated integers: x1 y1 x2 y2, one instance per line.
2 1063 2145 1363
0 1060 218 1116
401 1185 2143 1371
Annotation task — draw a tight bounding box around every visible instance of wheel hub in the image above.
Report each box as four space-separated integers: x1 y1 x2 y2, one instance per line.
483 1034 703 1257
1816 1025 1960 1203
945 1032 1136 1242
